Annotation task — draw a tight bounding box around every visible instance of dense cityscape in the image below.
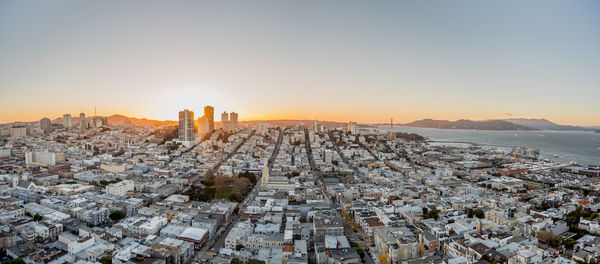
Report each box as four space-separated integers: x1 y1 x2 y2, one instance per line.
1 0 599 264
0 107 599 264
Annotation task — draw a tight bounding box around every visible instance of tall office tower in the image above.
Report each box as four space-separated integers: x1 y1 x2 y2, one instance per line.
347 121 358 134
313 120 319 132
221 111 229 131
79 112 87 129
63 114 72 129
229 112 239 131
178 109 195 142
204 106 215 132
197 116 210 138
40 118 52 135
92 116 107 127
221 111 229 122
257 122 268 134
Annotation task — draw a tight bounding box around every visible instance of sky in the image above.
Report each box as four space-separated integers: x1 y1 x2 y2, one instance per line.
1 0 599 125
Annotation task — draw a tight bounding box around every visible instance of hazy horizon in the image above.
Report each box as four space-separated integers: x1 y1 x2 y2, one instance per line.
4 112 600 128
1 0 599 125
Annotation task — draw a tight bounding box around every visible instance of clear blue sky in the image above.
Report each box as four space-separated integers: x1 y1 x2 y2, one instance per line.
1 0 599 125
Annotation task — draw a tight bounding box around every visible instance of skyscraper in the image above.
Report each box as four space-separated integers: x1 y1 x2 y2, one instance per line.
221 111 229 122
348 121 358 134
313 120 319 132
63 114 71 129
92 116 107 127
197 115 210 139
178 109 195 142
40 118 52 135
79 112 88 129
229 112 239 131
221 111 229 131
204 106 214 132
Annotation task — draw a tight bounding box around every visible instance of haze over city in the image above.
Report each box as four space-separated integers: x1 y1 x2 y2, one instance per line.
1 0 599 125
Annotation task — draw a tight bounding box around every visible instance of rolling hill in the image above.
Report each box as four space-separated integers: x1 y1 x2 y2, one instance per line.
404 119 537 130
501 118 593 131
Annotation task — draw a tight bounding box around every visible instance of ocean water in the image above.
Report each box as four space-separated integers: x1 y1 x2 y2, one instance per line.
379 127 600 166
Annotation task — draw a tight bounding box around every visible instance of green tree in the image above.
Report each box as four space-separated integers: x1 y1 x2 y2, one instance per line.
355 247 365 260
564 238 576 249
247 259 265 264
33 213 43 221
473 208 485 219
109 210 126 221
236 244 244 250
247 173 257 184
491 259 503 264
228 193 243 203
201 179 215 186
99 255 113 264
550 235 563 248
10 258 25 264
231 258 243 264
424 209 440 220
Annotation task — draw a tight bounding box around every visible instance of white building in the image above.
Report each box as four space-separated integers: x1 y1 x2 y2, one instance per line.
25 151 65 166
225 221 254 249
229 112 239 131
9 127 27 138
197 115 211 139
63 114 72 129
68 236 95 254
106 180 134 196
40 118 52 135
139 216 168 235
347 121 358 134
178 109 195 143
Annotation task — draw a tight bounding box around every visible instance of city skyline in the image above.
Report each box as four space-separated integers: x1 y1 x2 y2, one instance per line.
1 1 600 263
1 0 599 126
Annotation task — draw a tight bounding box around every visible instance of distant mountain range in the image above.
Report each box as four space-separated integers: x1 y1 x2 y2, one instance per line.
402 118 596 131
106 115 176 126
1 115 596 132
500 118 594 131
404 119 536 131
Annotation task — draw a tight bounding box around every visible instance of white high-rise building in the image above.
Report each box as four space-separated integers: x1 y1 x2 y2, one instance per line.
25 151 65 166
197 115 210 139
63 114 72 129
10 127 28 138
257 122 268 134
178 109 195 143
229 112 239 131
79 113 88 129
347 121 358 134
313 120 319 132
40 118 52 135
106 180 135 196
204 106 215 132
221 111 229 131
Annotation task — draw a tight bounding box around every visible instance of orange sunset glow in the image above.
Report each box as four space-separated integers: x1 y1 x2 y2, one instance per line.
1 1 599 127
